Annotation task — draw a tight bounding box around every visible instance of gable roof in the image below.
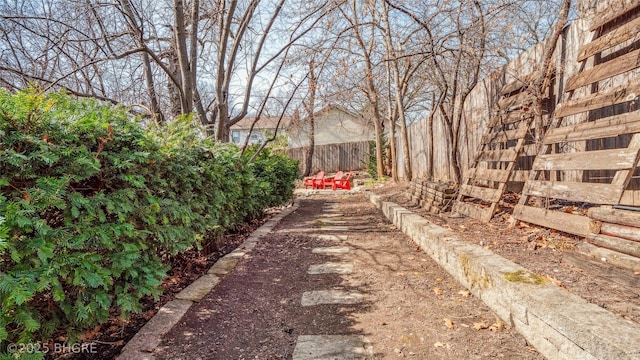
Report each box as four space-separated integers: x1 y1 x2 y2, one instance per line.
299 104 362 121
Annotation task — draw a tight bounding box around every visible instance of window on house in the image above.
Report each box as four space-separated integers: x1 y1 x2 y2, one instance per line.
249 130 262 143
231 130 240 143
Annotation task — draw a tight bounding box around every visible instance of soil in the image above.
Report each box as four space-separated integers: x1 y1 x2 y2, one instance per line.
54 217 272 360
366 182 640 326
153 193 544 359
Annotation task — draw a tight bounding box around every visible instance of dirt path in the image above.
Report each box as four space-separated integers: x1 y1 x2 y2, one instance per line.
152 193 542 359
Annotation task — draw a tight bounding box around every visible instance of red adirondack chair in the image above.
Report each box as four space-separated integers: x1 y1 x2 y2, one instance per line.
332 171 352 190
324 171 343 190
304 171 325 189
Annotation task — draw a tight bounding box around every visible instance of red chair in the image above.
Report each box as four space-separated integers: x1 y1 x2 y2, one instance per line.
304 171 325 189
332 171 352 190
324 171 343 190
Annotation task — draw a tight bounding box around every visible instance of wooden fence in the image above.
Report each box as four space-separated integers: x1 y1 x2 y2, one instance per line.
396 3 640 206
286 141 370 174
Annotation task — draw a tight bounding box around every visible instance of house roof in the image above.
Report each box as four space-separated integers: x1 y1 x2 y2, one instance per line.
229 116 291 130
300 104 361 121
288 104 370 131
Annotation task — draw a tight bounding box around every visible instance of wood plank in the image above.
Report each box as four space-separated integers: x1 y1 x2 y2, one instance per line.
481 126 528 144
545 111 640 144
489 109 534 127
600 222 640 242
576 241 640 272
468 167 511 183
545 120 640 143
588 206 640 227
563 250 640 292
524 180 624 204
565 48 640 92
497 91 534 110
579 16 640 62
500 71 539 95
554 82 640 119
520 143 539 155
459 184 502 203
588 233 640 258
476 149 518 162
453 201 493 222
513 205 591 237
509 170 531 183
532 148 639 171
619 190 635 205
546 110 640 137
610 133 640 187
589 2 640 31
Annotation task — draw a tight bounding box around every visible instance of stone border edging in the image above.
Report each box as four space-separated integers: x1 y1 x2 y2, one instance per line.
365 191 640 360
117 200 300 360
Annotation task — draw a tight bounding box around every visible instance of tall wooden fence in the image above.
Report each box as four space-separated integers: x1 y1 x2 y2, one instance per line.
286 141 370 174
396 4 640 207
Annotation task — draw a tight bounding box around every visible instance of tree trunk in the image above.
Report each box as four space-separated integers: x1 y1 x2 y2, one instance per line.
347 0 385 178
381 1 412 181
166 43 183 118
388 107 398 182
384 48 398 182
214 0 237 140
119 0 164 123
173 0 193 114
303 58 317 177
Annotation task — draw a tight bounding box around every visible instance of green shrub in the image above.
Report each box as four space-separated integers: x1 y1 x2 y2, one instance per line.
0 90 170 353
363 135 387 180
0 90 298 356
244 146 298 212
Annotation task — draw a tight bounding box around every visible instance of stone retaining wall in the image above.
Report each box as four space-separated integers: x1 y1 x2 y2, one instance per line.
366 191 640 360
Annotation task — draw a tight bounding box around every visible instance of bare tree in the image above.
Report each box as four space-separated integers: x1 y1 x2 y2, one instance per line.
338 0 387 179
384 0 486 184
302 58 318 177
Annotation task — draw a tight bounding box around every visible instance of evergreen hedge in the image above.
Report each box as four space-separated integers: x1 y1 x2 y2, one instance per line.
0 90 298 356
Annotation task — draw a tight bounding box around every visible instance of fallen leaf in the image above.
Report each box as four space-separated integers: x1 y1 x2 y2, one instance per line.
458 290 470 297
474 321 489 330
80 325 102 341
435 277 443 282
432 287 442 296
444 318 455 329
490 318 506 332
434 342 445 348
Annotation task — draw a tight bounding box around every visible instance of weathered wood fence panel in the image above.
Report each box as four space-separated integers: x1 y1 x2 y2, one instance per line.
396 12 640 207
286 141 370 174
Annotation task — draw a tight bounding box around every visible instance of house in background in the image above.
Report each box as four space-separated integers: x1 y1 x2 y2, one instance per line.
229 116 291 145
287 105 374 147
286 105 375 173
